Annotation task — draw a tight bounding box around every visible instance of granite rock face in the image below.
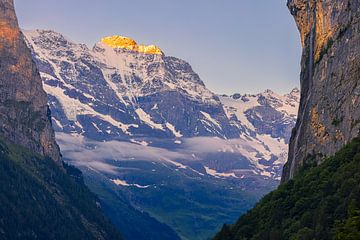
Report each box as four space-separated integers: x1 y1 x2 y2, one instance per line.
282 0 360 181
0 0 60 161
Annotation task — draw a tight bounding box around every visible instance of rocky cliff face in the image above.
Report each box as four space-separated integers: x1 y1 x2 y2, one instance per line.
282 0 360 181
0 0 59 161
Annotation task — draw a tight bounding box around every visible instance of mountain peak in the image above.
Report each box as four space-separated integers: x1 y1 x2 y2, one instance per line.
263 89 276 96
290 87 300 94
101 35 163 55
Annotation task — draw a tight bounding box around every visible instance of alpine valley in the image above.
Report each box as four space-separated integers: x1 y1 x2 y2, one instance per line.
24 30 299 240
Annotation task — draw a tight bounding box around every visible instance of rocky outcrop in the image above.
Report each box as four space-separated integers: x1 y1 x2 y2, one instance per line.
0 0 60 161
282 0 360 181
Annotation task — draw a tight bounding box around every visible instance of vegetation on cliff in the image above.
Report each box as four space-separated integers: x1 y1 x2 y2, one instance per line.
214 137 360 240
0 137 122 240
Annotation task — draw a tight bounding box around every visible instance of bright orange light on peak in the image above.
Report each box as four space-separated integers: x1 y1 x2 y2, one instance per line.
101 35 163 55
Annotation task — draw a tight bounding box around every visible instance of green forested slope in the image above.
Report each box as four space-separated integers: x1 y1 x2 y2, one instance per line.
0 138 122 240
214 137 360 240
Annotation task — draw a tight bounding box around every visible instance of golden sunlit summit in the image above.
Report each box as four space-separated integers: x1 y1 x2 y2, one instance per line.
101 35 163 55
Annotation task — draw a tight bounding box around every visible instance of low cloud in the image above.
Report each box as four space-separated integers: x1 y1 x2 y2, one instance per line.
56 133 285 175
181 137 255 154
56 133 189 173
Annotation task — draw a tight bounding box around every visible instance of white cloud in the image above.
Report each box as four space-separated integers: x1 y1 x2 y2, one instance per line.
56 133 286 178
56 133 189 174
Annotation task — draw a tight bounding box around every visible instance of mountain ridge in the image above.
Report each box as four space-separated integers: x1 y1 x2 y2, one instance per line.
24 28 300 180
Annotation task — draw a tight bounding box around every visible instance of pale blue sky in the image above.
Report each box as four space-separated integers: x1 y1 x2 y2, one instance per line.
15 0 301 95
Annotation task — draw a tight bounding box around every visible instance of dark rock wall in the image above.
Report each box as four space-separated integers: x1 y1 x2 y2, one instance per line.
283 0 360 181
0 0 60 161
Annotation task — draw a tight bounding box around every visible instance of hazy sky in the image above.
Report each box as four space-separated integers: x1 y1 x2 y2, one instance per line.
15 0 301 95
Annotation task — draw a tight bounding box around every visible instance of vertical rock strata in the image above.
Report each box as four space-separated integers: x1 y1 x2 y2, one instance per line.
0 0 60 161
283 0 360 181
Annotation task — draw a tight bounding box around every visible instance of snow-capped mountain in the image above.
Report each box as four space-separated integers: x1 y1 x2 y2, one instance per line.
214 88 299 179
24 29 299 179
221 88 299 143
25 29 239 142
24 29 300 239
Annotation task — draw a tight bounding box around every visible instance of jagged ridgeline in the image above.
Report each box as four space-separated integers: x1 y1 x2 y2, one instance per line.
0 0 121 238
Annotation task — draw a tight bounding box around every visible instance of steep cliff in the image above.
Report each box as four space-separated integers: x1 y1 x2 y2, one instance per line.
283 0 360 181
0 0 59 161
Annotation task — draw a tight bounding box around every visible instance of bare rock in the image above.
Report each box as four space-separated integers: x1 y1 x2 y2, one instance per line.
283 0 360 181
0 0 60 161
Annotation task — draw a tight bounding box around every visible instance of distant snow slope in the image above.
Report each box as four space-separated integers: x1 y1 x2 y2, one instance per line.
218 88 299 178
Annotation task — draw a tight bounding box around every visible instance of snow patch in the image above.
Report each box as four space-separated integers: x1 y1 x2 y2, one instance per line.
111 179 150 189
166 122 183 138
130 139 149 146
200 111 222 130
135 108 164 130
204 166 238 179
